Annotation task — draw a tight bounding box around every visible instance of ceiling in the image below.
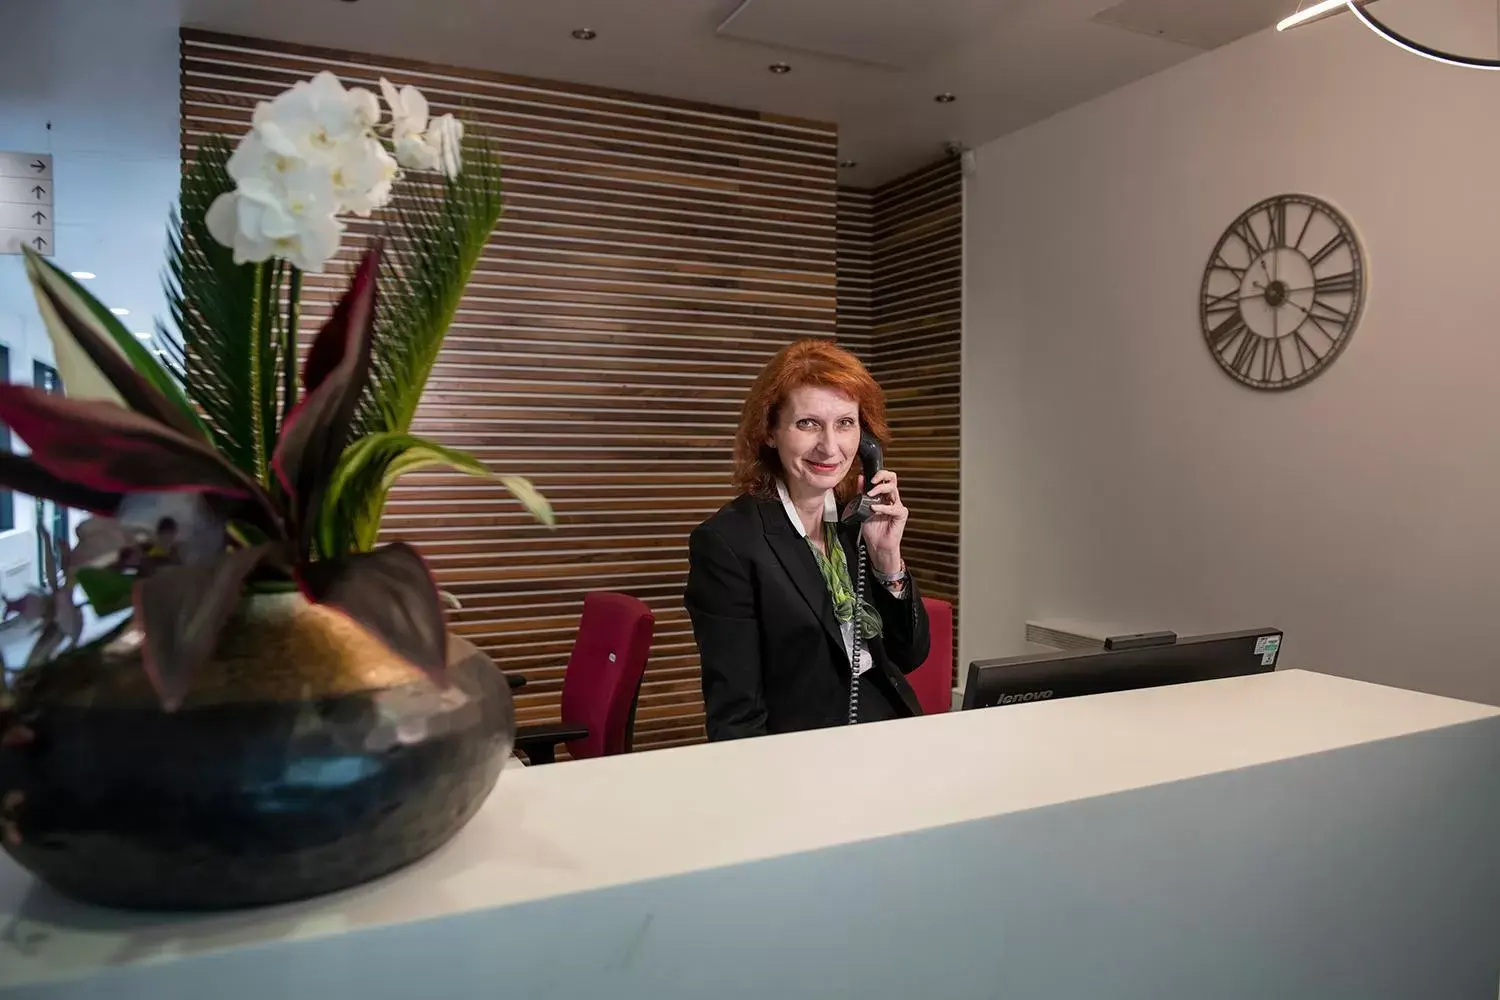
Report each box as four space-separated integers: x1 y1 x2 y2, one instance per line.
183 0 1305 186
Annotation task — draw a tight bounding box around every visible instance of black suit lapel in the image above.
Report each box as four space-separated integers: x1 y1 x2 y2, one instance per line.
758 498 846 655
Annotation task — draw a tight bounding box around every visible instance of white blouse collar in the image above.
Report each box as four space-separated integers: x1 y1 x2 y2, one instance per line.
774 478 838 540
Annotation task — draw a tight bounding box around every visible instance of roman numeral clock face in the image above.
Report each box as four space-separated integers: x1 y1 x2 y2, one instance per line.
1200 195 1366 390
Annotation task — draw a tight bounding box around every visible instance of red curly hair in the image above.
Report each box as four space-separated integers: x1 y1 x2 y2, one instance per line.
732 339 890 501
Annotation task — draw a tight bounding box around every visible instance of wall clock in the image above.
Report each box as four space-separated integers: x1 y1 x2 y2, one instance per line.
1200 194 1366 390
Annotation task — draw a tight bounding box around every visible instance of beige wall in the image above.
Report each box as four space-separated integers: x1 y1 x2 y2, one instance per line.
961 5 1500 704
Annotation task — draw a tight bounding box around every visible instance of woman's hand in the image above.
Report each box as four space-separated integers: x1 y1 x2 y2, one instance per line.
858 469 908 577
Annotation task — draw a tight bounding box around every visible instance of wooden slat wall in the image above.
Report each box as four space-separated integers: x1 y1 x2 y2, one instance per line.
836 188 874 362
840 160 963 686
180 29 839 751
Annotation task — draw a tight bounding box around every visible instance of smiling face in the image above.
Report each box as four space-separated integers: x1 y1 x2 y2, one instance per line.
768 384 861 502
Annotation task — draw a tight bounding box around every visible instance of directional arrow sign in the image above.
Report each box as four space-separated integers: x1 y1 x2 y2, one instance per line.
0 205 49 230
0 152 54 256
0 230 52 257
0 152 52 181
0 178 51 206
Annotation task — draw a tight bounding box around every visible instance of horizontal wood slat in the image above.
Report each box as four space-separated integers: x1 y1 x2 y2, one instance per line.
182 29 839 753
840 159 963 687
837 188 874 363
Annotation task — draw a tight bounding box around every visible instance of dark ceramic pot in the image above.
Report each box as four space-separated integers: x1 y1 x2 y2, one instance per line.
0 593 513 912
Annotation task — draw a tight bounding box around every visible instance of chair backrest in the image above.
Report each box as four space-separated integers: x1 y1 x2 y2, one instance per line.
908 597 954 715
560 591 655 759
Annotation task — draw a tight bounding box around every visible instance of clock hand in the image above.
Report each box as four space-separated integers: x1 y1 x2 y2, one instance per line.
1279 297 1313 320
1252 279 1323 295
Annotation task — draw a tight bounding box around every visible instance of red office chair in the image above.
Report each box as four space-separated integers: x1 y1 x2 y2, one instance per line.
907 597 954 715
514 592 655 765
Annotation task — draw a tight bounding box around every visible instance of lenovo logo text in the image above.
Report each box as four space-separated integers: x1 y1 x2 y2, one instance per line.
998 690 1054 706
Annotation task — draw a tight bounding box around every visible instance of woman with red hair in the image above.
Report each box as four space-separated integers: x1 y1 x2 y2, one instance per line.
685 339 930 741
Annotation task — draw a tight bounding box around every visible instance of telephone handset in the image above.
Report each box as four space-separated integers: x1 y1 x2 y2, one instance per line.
842 431 883 724
841 432 885 527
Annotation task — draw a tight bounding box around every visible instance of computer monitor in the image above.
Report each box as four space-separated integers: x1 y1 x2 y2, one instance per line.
960 628 1283 711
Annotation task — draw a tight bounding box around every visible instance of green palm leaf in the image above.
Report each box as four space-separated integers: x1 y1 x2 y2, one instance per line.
320 431 553 558
356 131 504 439
325 130 507 550
165 134 284 484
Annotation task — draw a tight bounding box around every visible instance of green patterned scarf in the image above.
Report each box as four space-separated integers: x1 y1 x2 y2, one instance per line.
806 522 882 641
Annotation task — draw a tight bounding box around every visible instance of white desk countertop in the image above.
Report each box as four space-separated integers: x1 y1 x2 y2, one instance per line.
1 668 1496 991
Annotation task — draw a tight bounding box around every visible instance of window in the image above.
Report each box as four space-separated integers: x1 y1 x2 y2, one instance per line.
34 361 63 583
33 360 60 394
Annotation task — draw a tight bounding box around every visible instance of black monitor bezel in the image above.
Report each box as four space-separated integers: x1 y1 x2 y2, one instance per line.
961 628 1283 711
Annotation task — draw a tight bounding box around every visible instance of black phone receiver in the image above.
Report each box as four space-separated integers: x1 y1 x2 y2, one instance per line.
843 432 884 526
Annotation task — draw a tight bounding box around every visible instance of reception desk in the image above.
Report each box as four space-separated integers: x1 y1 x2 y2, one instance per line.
2 669 1498 999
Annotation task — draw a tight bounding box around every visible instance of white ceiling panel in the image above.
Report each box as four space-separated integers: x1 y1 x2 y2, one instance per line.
716 0 1019 69
181 0 1387 184
1089 0 1296 50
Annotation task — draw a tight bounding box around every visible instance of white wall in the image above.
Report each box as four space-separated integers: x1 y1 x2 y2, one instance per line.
0 0 181 600
962 6 1500 705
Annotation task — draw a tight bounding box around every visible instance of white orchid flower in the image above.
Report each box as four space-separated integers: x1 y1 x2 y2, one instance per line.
206 71 462 269
204 191 248 257
228 108 395 220
349 86 381 130
379 77 429 142
206 162 345 273
224 131 303 197
332 136 399 216
253 71 379 155
427 114 464 179
115 493 228 566
393 133 439 173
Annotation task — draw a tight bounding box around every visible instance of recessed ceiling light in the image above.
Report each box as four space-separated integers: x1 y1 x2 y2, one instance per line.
69 271 95 280
109 307 130 316
769 62 792 74
133 331 152 340
571 28 596 40
934 92 957 103
838 159 858 169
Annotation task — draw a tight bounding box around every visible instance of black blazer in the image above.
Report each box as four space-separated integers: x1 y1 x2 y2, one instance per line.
684 494 930 741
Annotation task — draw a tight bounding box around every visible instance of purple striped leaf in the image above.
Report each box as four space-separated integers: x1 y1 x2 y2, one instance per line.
0 386 280 534
296 541 446 677
133 543 273 710
273 245 381 554
0 452 121 515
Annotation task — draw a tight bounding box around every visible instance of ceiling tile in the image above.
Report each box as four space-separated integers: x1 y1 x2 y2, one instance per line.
716 0 1017 69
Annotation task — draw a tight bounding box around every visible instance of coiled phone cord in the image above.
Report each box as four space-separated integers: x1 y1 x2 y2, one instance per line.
847 536 867 725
